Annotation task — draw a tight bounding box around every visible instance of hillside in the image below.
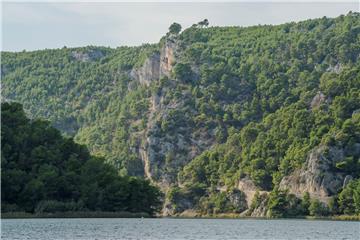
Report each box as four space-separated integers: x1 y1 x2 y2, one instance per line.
1 102 162 215
2 12 360 217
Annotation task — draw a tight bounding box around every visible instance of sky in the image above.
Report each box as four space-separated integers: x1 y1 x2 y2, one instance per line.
1 1 359 52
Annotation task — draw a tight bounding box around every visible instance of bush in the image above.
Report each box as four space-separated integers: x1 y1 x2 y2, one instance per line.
309 199 329 216
338 179 360 214
35 200 85 213
267 189 305 218
168 23 182 35
173 62 193 83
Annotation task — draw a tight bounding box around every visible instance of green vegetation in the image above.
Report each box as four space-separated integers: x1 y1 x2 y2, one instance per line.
1 211 150 219
172 12 360 216
1 45 157 175
169 22 182 35
1 102 162 216
1 12 360 218
338 179 360 215
176 12 360 189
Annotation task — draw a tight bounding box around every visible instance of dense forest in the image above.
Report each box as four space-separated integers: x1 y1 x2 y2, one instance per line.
1 102 162 216
1 12 360 217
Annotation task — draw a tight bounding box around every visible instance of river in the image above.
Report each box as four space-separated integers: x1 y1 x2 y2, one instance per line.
1 218 359 239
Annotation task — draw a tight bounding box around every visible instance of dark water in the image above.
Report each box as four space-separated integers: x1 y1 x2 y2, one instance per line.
1 218 359 240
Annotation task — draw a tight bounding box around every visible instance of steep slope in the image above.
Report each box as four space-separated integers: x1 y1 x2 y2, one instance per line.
2 12 360 217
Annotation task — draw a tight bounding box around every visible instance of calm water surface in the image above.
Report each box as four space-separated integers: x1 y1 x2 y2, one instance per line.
1 218 359 240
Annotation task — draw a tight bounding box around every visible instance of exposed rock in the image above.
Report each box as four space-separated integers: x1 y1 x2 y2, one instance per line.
343 175 353 188
130 57 158 86
130 37 177 87
139 147 152 180
178 209 200 217
310 91 326 109
160 39 176 77
130 36 272 214
326 63 343 74
249 193 269 217
162 203 174 216
137 80 214 189
227 189 248 213
279 145 346 203
130 53 160 87
237 177 268 206
71 50 104 62
128 37 181 187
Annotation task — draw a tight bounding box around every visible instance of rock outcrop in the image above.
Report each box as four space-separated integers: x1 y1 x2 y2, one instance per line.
160 38 176 77
310 91 326 109
130 37 214 189
71 50 104 62
130 53 160 87
130 35 177 87
249 196 268 217
237 177 268 207
326 63 343 74
279 145 347 203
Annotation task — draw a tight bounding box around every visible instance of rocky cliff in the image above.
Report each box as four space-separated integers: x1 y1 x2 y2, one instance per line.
130 36 215 190
279 146 348 203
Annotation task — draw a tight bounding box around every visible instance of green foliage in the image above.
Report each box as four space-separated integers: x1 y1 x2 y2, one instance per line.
1 45 155 175
169 22 182 34
2 13 360 216
249 191 266 212
35 200 85 213
309 199 329 216
267 189 305 218
177 13 360 194
197 19 209 28
198 189 247 214
300 192 311 215
1 102 162 215
173 62 193 83
166 183 206 213
338 179 360 214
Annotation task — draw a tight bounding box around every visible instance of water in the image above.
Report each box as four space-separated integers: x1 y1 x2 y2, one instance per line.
1 218 359 240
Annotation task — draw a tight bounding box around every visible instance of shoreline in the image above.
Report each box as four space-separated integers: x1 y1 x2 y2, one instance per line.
1 211 151 219
167 213 360 222
2 212 359 221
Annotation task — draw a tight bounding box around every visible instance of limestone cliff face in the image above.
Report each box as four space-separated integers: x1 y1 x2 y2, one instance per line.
160 38 176 77
130 36 177 88
279 145 349 203
141 87 214 188
135 40 178 185
130 53 160 87
129 37 214 190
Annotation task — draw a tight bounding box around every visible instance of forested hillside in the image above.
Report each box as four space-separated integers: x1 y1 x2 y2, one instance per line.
2 12 360 217
1 102 162 216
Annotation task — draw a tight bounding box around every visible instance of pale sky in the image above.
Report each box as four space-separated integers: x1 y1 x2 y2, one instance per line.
1 1 359 52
